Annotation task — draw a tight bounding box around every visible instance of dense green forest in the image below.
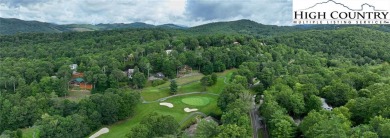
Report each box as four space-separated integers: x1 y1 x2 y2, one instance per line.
0 20 389 138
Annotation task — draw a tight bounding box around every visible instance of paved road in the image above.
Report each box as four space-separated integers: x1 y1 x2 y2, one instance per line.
250 101 260 138
250 109 258 138
250 97 269 138
179 112 207 125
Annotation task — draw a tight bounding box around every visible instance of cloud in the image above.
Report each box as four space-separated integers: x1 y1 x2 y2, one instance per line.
185 0 292 25
0 0 46 7
0 0 293 26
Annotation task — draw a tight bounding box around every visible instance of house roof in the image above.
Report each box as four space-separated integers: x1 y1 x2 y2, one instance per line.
75 78 84 82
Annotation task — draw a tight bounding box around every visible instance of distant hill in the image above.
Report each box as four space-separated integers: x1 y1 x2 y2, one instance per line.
0 18 187 35
1 18 299 36
0 18 70 35
189 19 301 36
158 24 187 29
95 22 155 29
2 17 390 35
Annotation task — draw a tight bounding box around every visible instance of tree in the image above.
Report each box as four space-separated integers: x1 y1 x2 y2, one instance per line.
230 75 247 89
132 72 146 89
211 73 218 85
201 62 214 75
218 83 245 111
36 114 90 138
126 125 149 138
321 81 357 107
300 110 352 138
127 113 179 138
217 124 247 138
195 119 220 138
200 75 213 91
305 95 322 112
169 80 178 95
269 116 296 138
369 116 390 137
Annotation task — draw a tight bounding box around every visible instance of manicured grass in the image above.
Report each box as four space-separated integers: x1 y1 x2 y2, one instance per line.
98 94 221 138
141 87 171 101
92 69 236 137
141 69 236 101
181 96 210 106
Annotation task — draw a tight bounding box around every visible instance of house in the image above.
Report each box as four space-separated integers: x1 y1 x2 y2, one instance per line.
70 78 84 85
155 72 165 78
127 69 135 78
233 41 240 45
70 64 78 70
72 72 84 78
321 98 333 111
165 50 173 55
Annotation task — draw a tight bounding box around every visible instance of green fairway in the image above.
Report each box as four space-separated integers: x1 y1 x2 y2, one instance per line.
98 93 221 138
141 69 236 101
181 96 210 106
90 69 236 138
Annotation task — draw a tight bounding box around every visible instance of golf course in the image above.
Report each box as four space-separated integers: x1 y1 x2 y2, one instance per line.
94 69 235 138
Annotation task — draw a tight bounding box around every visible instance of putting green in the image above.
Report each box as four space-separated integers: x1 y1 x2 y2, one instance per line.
181 97 210 106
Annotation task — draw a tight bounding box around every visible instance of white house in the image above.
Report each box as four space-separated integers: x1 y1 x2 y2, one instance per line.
70 64 78 70
165 50 173 55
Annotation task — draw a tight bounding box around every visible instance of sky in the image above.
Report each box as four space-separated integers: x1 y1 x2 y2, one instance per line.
0 0 293 26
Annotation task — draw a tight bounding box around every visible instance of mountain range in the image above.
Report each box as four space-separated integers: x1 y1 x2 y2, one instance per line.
1 17 390 35
0 18 187 35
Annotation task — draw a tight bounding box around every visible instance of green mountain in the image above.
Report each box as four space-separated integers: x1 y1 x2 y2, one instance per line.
3 18 389 36
95 22 155 29
189 19 301 36
158 24 187 29
0 18 187 35
0 18 69 35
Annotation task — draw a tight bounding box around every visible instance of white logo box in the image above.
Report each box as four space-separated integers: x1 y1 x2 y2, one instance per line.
292 0 390 24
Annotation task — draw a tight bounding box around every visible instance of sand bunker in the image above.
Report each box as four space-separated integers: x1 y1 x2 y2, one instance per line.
184 107 198 112
160 102 174 108
89 127 109 138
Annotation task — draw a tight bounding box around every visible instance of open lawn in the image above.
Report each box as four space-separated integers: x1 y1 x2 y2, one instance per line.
65 90 91 102
181 96 211 106
98 93 221 138
141 69 236 101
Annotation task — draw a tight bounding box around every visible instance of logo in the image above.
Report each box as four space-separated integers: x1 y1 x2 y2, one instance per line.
293 0 390 24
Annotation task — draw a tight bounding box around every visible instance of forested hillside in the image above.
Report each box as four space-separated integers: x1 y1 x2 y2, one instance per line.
0 21 389 138
189 19 301 36
0 18 186 35
0 18 69 35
